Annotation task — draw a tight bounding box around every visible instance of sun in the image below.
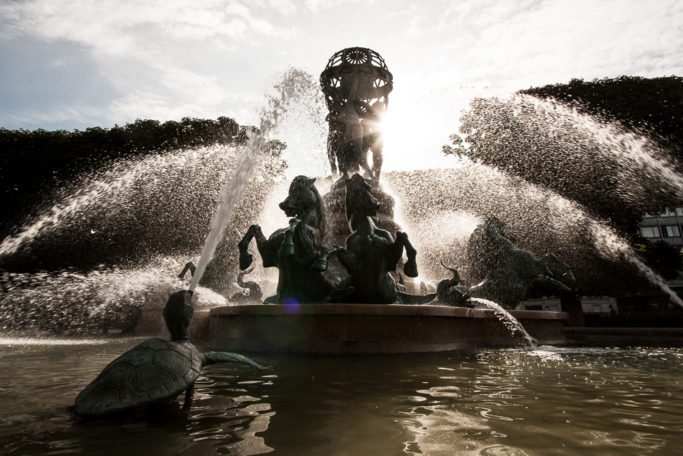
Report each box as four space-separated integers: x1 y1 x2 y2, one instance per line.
375 103 428 171
369 91 459 172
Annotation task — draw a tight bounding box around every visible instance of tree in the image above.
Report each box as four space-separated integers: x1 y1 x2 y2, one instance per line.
444 80 682 234
443 76 683 289
520 76 683 162
0 115 247 239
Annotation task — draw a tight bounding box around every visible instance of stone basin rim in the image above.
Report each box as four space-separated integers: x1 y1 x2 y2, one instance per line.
209 303 568 320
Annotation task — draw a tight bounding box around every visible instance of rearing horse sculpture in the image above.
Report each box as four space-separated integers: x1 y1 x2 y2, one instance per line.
465 216 576 309
238 176 332 304
331 174 420 304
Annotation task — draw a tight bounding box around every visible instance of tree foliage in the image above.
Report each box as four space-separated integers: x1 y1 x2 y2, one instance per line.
443 76 683 283
444 76 683 234
632 237 683 280
520 76 683 160
0 116 246 237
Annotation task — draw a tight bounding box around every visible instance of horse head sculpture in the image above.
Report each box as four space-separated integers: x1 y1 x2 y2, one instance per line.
329 174 420 304
238 175 332 304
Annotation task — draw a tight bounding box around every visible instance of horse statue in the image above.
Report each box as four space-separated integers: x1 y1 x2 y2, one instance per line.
330 174 425 304
238 176 332 304
465 216 576 309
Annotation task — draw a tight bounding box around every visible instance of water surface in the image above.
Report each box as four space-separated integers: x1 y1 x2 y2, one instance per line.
0 338 681 455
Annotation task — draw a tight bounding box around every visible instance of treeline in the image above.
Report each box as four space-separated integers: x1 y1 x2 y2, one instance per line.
445 75 683 232
0 116 248 237
520 76 683 276
444 75 683 283
520 75 683 163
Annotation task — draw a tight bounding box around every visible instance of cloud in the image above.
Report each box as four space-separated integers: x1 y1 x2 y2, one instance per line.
303 0 367 13
383 0 683 104
262 0 298 16
1 0 682 176
0 0 297 45
0 0 299 127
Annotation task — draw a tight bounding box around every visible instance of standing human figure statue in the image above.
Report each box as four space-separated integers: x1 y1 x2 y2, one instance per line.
321 47 392 183
328 101 372 180
361 99 386 181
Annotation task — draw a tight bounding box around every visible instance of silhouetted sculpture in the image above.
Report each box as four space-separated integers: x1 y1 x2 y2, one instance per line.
436 262 472 307
330 174 421 303
238 176 333 303
465 217 576 309
72 290 262 417
229 266 263 303
325 102 370 180
178 261 196 280
321 47 392 181
361 99 386 180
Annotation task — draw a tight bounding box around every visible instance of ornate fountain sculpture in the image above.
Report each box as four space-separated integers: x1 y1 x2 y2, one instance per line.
234 48 430 305
234 48 576 311
320 47 392 181
330 174 421 303
464 216 576 309
176 47 579 352
238 176 334 304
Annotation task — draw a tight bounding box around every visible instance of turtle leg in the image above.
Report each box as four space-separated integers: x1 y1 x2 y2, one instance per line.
183 381 195 411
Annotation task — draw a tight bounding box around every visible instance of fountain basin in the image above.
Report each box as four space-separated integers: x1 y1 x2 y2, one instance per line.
206 304 568 353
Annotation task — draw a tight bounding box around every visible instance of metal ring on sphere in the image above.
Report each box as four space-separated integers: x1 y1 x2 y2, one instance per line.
320 47 393 115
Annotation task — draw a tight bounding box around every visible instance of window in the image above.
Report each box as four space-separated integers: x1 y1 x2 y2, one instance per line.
676 208 683 216
640 226 661 238
664 225 681 237
660 208 676 217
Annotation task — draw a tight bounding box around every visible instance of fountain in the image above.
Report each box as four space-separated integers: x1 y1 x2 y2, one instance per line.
1 48 679 350
205 48 571 352
1 47 682 454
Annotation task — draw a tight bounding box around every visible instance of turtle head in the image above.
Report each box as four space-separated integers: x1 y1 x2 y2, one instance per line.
163 290 194 340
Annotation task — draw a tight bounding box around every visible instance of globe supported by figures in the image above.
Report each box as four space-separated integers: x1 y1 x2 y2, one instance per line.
320 47 393 181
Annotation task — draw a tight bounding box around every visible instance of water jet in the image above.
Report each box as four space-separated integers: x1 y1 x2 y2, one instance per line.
1 48 682 455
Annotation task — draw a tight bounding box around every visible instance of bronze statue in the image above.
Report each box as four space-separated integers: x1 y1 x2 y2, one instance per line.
229 266 263 303
72 290 263 417
329 174 420 303
238 176 333 303
320 48 392 181
436 262 472 307
465 217 576 309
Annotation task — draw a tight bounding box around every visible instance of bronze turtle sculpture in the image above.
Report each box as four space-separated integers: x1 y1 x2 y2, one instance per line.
73 290 263 417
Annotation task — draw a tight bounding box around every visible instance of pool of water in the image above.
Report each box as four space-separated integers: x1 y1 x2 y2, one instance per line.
0 337 681 455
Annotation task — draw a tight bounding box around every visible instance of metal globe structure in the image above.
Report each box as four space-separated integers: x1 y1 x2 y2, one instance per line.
320 47 393 114
320 47 394 181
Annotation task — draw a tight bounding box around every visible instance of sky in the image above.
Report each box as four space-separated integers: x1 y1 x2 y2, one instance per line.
1 0 682 175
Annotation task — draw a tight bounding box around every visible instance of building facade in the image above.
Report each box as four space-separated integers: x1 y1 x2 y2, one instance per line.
639 208 683 246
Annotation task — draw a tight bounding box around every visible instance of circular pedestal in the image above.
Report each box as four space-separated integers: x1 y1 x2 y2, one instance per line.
206 304 568 353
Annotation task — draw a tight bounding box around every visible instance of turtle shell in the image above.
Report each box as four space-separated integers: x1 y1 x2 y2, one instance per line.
73 338 202 416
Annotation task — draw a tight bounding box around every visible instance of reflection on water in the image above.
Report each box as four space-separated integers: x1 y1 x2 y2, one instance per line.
0 339 682 455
